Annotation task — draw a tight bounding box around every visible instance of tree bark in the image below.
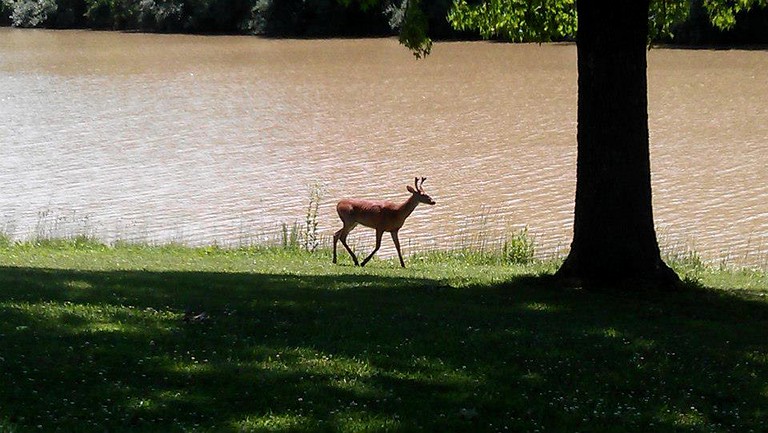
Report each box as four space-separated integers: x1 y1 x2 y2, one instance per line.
556 0 679 287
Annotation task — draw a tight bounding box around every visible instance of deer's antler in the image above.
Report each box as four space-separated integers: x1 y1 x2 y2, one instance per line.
414 177 426 191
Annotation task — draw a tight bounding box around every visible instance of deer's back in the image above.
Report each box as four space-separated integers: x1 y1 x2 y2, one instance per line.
337 199 404 231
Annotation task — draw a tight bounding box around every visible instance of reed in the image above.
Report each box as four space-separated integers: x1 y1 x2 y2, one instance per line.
302 182 323 253
280 222 301 249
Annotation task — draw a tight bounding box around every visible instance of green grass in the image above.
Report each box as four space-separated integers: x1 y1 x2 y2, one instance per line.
0 241 766 433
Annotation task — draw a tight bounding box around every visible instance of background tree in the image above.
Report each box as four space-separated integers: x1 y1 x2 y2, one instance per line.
395 0 766 287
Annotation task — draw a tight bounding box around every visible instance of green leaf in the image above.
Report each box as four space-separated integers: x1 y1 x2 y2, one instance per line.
399 0 433 58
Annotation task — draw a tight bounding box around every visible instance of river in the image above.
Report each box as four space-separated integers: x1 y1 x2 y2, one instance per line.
1 29 766 267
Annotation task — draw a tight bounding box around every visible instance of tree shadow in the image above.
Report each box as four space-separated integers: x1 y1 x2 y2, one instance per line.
0 266 766 432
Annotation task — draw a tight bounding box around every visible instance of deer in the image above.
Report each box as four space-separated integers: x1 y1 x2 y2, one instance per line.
333 177 436 268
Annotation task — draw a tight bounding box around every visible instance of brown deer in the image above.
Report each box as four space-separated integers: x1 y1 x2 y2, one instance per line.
333 177 436 268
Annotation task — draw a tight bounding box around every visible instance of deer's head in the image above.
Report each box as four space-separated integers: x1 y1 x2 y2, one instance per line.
407 177 436 205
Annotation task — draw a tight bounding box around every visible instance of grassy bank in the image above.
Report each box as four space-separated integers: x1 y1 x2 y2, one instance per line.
0 241 766 433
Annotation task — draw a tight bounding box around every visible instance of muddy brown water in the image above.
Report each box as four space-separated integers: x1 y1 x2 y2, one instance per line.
1 29 766 266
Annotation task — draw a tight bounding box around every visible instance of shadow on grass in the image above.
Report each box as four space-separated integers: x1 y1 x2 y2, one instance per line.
1 266 767 432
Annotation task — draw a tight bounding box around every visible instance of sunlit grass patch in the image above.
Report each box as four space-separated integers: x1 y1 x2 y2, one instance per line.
600 326 623 339
521 301 562 312
328 410 403 433
296 351 377 379
63 279 93 290
235 412 314 432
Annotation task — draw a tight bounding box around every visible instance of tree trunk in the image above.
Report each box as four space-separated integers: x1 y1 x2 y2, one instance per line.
556 0 679 287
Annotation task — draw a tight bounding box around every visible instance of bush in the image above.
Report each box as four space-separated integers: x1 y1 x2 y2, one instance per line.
503 227 536 264
2 0 57 27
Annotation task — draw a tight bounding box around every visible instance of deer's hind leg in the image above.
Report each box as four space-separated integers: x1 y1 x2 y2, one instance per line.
333 222 359 266
360 229 384 267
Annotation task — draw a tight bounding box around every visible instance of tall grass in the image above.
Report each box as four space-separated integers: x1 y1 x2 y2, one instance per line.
412 226 538 267
278 183 324 252
31 209 97 244
280 222 300 249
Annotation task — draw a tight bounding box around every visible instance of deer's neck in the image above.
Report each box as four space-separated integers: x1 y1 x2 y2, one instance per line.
397 194 421 220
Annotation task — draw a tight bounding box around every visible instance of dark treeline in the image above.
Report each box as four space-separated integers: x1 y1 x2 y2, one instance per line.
0 0 381 35
1 0 766 45
0 0 417 37
670 0 768 45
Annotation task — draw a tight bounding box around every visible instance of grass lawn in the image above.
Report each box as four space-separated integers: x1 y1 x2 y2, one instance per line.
0 241 766 432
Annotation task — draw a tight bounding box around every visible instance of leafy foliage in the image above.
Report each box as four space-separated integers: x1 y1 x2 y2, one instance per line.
398 0 432 58
704 0 768 29
649 0 691 40
448 0 576 42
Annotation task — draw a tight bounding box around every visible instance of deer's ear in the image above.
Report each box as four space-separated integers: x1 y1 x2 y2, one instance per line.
407 186 417 194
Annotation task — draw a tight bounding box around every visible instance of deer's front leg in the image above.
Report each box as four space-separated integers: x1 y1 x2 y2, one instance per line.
360 229 383 267
391 230 406 268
